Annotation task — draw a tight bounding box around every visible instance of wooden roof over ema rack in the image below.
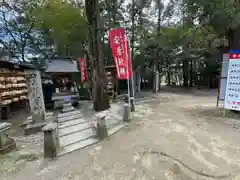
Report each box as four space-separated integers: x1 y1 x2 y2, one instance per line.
45 57 79 73
0 59 35 70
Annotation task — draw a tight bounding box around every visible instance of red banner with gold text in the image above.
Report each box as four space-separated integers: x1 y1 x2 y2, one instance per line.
109 28 132 80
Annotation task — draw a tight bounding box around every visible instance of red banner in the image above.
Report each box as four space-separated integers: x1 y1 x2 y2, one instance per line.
109 28 132 80
79 58 88 83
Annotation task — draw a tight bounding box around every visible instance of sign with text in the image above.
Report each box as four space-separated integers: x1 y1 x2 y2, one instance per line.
224 53 240 110
109 28 132 79
79 58 88 83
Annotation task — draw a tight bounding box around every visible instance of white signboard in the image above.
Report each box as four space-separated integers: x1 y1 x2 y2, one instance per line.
224 53 240 110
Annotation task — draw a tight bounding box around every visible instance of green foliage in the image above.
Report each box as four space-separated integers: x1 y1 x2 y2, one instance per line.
33 0 88 57
0 0 236 84
0 0 37 61
187 0 240 31
184 0 240 49
0 0 88 60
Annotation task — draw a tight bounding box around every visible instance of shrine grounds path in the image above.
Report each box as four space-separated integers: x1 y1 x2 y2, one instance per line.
3 88 240 180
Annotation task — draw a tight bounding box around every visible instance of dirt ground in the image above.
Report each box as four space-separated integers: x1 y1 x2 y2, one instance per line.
2 88 240 180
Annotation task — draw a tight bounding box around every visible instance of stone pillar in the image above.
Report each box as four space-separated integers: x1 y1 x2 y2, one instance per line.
123 104 132 122
96 113 108 140
0 123 11 149
0 122 16 154
32 110 45 123
25 70 46 122
42 123 58 158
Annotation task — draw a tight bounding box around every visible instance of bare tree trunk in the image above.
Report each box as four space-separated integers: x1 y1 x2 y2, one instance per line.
138 8 144 93
130 0 136 111
137 67 141 92
85 0 110 111
189 59 193 87
228 25 240 50
183 59 189 87
153 62 159 92
167 70 171 85
153 0 161 93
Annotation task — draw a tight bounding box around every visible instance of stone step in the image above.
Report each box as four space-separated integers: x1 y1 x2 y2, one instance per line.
58 124 126 156
58 113 83 122
58 111 81 118
0 122 12 132
61 107 75 113
58 118 88 129
58 137 99 156
59 122 91 137
57 123 127 157
26 112 54 120
59 128 95 147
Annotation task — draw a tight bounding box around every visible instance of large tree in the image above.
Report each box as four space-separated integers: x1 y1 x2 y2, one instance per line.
85 0 110 111
32 0 88 58
184 0 240 49
34 0 110 110
0 0 37 61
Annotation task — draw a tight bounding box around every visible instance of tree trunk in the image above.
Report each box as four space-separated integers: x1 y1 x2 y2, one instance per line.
85 0 110 111
130 0 136 111
167 70 171 85
138 9 143 93
227 25 240 49
153 62 158 92
189 60 193 87
137 68 141 92
208 74 212 90
183 59 189 87
153 3 161 93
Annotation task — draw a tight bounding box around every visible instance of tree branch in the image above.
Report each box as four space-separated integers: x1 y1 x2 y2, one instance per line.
1 11 20 55
0 39 9 50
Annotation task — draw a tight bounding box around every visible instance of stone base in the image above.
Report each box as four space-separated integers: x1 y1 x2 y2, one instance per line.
19 119 34 129
24 122 47 135
96 124 108 140
0 138 16 155
94 113 108 140
61 103 75 113
42 123 58 158
61 107 75 113
0 122 12 150
123 104 132 122
32 110 46 123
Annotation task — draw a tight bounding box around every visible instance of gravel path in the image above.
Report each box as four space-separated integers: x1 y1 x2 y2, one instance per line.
3 89 240 180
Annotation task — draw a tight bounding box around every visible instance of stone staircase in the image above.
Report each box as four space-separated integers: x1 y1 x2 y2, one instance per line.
57 110 97 156
57 105 126 156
